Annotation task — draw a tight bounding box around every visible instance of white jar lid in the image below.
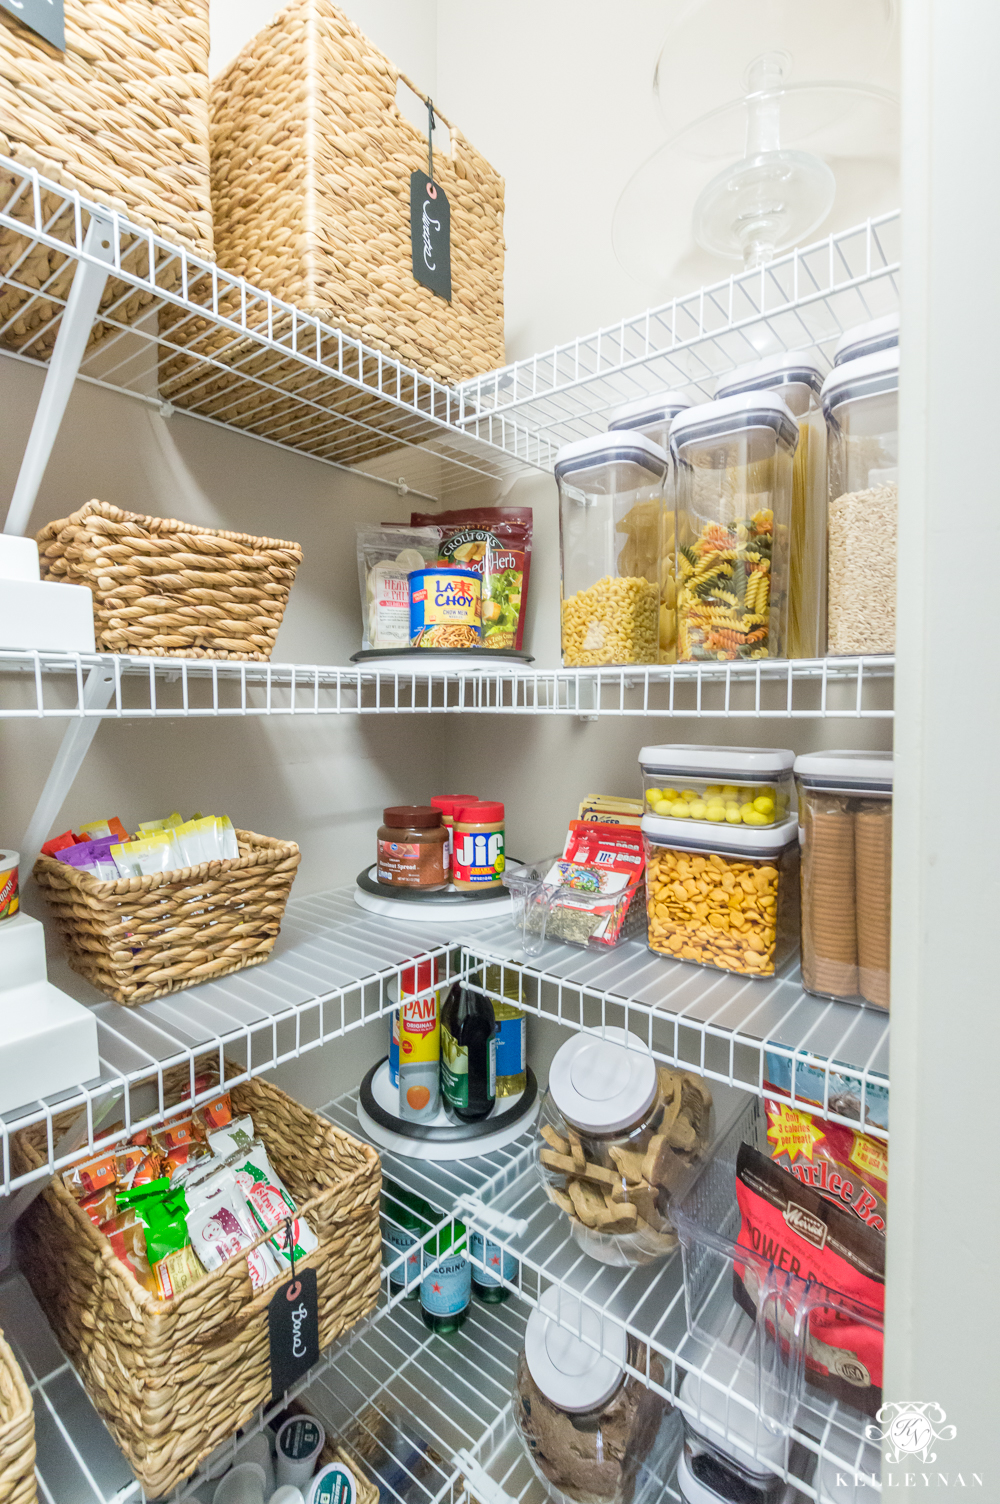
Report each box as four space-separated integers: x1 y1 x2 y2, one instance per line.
815 1445 882 1501
794 749 894 791
642 813 798 857
821 346 899 411
680 1350 787 1477
524 1285 627 1413
639 745 795 780
607 390 693 431
554 430 668 483
548 1026 658 1133
714 351 823 401
670 392 799 454
833 312 899 366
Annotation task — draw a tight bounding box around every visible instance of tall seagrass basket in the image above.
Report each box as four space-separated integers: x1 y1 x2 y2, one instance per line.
0 1332 35 1504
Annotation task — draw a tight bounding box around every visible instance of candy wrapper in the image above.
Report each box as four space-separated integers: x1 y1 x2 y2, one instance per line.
208 1117 317 1265
186 1166 282 1291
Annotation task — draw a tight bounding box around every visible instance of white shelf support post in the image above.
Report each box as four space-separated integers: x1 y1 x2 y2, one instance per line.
20 664 117 869
3 211 116 537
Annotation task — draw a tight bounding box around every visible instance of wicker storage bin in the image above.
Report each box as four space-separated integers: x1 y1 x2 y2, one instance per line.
36 501 303 660
0 0 212 359
33 828 301 1005
0 1331 35 1504
12 1070 381 1497
209 0 504 387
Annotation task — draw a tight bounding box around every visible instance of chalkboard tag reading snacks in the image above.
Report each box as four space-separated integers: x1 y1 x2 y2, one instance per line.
0 0 65 50
269 1236 319 1403
410 99 451 300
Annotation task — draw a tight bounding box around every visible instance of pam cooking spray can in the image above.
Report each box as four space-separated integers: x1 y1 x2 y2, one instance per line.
398 956 441 1122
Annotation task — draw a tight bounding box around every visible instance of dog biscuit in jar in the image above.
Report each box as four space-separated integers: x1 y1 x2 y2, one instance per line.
409 567 482 649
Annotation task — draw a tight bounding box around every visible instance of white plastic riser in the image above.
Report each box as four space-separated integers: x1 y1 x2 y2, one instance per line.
0 578 96 654
0 536 40 582
0 980 99 1114
0 912 48 990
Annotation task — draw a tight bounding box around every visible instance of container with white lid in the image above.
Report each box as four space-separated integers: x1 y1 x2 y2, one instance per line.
795 751 893 1010
833 311 899 367
678 1348 789 1504
670 394 797 663
820 348 899 657
555 433 668 668
639 745 794 829
537 1027 715 1267
642 813 799 977
512 1285 682 1504
715 355 826 660
607 390 693 444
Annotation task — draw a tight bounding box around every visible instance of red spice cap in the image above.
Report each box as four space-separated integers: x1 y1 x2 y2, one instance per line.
400 954 439 994
382 805 442 829
430 795 478 815
457 801 504 823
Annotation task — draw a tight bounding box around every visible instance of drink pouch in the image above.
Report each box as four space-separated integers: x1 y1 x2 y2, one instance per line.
208 1118 317 1264
64 1150 117 1199
138 813 183 834
216 817 240 862
136 830 179 877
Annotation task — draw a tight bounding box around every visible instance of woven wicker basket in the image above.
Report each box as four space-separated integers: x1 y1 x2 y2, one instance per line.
33 829 301 1006
36 501 303 660
0 1331 35 1504
208 0 504 387
12 1069 381 1497
0 0 212 359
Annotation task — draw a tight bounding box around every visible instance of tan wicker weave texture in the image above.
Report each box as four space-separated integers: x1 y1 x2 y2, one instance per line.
0 1333 36 1504
33 829 301 1005
12 1070 381 1497
36 502 303 661
208 0 505 388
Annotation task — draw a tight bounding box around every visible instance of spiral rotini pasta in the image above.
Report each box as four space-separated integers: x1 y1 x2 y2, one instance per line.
677 509 775 661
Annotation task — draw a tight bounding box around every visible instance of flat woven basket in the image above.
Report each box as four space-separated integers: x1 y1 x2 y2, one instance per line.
0 1331 35 1504
12 1068 381 1497
0 0 212 360
33 829 301 1005
36 501 303 660
208 0 504 387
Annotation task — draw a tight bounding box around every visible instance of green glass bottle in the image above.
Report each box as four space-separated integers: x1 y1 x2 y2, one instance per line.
381 1179 436 1302
420 1219 471 1333
470 1229 518 1304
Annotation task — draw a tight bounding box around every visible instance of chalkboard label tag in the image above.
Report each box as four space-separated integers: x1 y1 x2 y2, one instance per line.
268 1265 319 1404
0 0 65 52
410 170 452 302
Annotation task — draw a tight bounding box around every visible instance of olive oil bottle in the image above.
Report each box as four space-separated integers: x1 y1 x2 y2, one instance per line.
440 982 497 1122
484 964 527 1096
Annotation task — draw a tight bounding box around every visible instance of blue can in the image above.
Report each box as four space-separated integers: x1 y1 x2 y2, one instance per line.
409 568 482 648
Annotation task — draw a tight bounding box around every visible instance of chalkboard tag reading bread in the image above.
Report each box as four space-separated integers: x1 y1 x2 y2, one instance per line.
0 0 65 50
268 1231 319 1403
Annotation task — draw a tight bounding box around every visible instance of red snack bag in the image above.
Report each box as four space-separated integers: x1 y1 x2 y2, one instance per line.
151 1118 197 1155
195 1094 233 1132
131 1129 150 1148
101 1209 157 1294
63 1151 117 1200
164 1141 211 1177
734 1142 884 1415
131 1153 164 1187
763 1098 887 1234
80 1187 117 1226
410 506 533 650
41 830 79 857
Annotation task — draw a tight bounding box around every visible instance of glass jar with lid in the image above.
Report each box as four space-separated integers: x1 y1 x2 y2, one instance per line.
555 433 668 667
794 750 893 1010
715 355 826 659
512 1285 682 1504
678 1349 792 1504
607 391 693 664
537 1027 714 1267
670 395 798 662
820 348 899 656
640 744 794 829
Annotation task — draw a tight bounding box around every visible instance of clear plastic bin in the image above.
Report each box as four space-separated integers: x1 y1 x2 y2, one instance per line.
670 395 798 662
715 355 827 660
820 349 899 656
794 750 893 1010
502 855 646 955
536 1028 714 1267
642 815 799 977
608 391 693 664
555 432 668 667
639 745 794 830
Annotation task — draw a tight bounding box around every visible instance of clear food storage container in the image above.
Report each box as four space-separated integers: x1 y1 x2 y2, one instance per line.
642 815 799 977
678 1348 792 1504
715 355 826 660
833 312 899 366
555 433 668 667
608 392 693 664
795 751 893 1010
670 395 797 662
820 349 899 656
512 1286 682 1504
502 856 646 954
536 1028 714 1267
640 745 794 829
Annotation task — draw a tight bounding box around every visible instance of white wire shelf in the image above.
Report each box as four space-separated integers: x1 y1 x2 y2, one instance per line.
456 213 900 451
0 649 894 720
0 154 551 501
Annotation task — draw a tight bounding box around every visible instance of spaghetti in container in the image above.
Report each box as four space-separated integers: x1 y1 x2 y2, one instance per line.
408 567 482 648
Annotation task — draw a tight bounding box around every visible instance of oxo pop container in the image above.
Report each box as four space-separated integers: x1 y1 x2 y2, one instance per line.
640 745 794 829
716 355 826 659
670 394 797 662
555 433 668 667
608 392 693 662
795 750 893 1011
833 312 899 366
678 1348 791 1504
820 348 899 657
642 814 799 977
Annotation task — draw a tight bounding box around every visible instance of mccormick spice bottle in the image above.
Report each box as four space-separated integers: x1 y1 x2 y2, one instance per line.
377 806 448 889
452 802 505 890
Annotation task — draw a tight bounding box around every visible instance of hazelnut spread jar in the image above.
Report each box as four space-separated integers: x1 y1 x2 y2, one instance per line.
377 806 448 889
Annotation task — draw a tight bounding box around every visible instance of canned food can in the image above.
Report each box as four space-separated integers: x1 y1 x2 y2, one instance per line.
0 851 19 921
408 568 482 649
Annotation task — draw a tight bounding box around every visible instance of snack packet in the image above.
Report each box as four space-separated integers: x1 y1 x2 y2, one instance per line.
357 526 441 650
41 830 80 857
80 1187 117 1226
163 1141 212 1178
208 1117 317 1264
538 822 645 946
185 1167 282 1291
195 1093 234 1132
763 1098 887 1234
410 507 533 651
64 1150 117 1200
151 1117 200 1155
101 1206 157 1294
